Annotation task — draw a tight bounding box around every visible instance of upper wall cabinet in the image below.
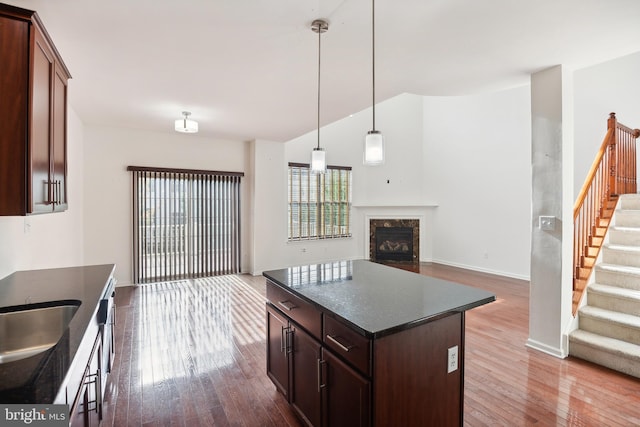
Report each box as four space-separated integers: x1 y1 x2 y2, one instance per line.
0 3 71 216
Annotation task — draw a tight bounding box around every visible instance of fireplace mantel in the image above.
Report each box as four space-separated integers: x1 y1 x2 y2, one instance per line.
353 204 438 208
358 206 436 263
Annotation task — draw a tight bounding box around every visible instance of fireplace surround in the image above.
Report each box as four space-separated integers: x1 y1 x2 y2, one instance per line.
369 219 419 264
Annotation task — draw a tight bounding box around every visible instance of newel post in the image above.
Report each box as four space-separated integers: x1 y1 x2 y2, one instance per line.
608 112 618 197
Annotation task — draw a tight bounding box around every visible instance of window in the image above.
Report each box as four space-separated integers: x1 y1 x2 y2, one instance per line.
288 163 352 240
128 166 243 283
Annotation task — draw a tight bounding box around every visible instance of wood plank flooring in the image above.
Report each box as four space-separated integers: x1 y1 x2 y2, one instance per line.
101 264 640 426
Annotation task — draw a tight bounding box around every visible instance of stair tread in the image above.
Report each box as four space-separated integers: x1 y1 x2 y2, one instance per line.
610 226 640 236
597 263 640 275
579 305 640 327
589 283 640 300
570 329 640 358
604 243 640 252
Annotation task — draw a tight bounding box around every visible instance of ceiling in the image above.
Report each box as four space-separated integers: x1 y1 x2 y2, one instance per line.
6 0 640 142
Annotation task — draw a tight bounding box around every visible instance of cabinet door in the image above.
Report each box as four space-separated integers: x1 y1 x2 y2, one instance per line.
291 325 322 427
52 63 68 211
266 304 290 399
31 29 54 213
0 15 29 215
321 349 371 427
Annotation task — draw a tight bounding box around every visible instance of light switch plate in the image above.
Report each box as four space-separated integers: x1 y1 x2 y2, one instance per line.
539 216 555 231
447 346 458 373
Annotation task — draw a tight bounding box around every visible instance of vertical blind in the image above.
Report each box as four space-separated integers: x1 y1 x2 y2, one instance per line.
128 166 243 284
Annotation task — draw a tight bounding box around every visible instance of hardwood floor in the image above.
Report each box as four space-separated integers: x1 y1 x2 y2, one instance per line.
101 264 640 426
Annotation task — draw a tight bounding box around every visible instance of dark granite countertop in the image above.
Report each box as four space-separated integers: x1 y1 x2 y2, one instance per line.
263 260 496 338
0 264 115 403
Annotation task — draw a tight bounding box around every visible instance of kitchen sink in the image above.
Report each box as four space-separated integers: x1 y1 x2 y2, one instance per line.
0 301 81 364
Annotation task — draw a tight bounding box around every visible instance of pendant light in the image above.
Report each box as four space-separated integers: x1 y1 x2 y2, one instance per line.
311 19 329 173
175 111 198 133
363 0 384 165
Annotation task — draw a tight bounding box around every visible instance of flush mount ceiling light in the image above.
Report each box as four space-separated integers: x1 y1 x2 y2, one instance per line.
175 111 198 133
363 0 384 165
310 19 329 173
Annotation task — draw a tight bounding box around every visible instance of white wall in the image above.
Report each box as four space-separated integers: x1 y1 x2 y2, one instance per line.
251 91 533 279
82 125 250 285
424 86 532 280
0 106 85 280
250 93 432 274
574 51 640 197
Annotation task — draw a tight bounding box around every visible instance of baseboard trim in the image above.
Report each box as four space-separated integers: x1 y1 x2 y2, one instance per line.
526 338 567 359
430 259 530 282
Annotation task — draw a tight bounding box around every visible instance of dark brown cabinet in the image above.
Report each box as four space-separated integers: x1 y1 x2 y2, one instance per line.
266 304 323 426
290 325 322 426
321 349 370 427
266 304 290 398
0 3 71 216
265 272 471 427
62 276 116 427
266 280 371 427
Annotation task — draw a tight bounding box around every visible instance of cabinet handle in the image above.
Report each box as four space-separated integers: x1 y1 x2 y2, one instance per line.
278 300 297 311
57 180 61 204
51 180 58 205
110 303 116 327
317 359 326 393
280 325 288 353
44 181 53 205
285 328 293 355
95 368 102 415
326 334 354 352
111 303 117 358
85 371 101 413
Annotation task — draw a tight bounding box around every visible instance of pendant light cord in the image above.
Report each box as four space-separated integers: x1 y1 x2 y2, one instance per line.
372 0 376 132
317 22 322 150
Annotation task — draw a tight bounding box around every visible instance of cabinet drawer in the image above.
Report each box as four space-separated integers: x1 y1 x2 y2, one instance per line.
266 280 321 340
323 314 371 376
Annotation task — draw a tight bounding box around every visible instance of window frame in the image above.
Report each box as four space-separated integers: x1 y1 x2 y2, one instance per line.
288 162 352 241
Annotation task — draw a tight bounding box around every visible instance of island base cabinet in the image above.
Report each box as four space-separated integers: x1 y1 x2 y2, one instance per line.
374 312 464 427
266 304 290 399
266 302 371 427
290 325 321 427
321 349 370 427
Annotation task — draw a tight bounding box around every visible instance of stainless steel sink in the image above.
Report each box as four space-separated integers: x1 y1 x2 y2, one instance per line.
0 301 81 364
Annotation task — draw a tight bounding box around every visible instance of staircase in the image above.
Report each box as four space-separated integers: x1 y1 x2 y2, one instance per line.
569 194 640 378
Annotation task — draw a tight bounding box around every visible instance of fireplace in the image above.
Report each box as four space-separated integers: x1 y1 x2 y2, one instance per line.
370 219 419 264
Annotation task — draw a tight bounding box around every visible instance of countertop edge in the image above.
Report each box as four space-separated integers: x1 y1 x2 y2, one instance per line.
263 264 497 339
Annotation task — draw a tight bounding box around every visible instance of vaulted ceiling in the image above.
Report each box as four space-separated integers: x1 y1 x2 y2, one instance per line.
6 0 640 141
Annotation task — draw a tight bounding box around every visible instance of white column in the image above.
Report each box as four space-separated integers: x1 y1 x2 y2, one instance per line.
527 65 574 357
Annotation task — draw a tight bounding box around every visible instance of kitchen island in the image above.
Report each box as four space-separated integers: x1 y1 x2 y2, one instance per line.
263 259 496 427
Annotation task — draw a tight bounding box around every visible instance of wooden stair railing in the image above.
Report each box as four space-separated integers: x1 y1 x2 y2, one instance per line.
573 112 640 314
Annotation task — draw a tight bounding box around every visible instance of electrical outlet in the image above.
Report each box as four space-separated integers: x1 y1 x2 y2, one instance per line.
447 346 458 373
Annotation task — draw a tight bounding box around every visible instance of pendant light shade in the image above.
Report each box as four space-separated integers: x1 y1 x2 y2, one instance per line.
175 111 198 133
311 147 326 172
310 19 328 173
364 130 384 165
364 0 384 165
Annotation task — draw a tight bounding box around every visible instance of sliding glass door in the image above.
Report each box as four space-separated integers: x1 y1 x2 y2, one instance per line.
129 167 243 284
